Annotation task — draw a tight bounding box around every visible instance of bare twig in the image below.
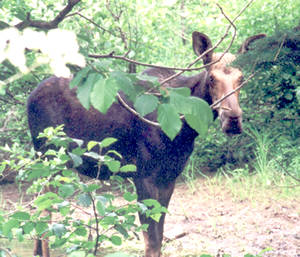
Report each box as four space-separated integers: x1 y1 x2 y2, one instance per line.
160 1 242 87
67 12 115 36
88 52 206 71
90 192 100 255
164 232 188 243
15 0 81 30
274 159 300 184
273 34 287 62
89 1 254 73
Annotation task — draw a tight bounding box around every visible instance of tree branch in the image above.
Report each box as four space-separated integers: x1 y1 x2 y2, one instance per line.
113 0 255 128
15 0 81 30
88 52 206 71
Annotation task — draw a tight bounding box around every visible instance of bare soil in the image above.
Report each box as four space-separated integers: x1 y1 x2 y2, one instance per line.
0 177 299 257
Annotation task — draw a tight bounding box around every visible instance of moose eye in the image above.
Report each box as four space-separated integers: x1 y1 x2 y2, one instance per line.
209 75 215 83
209 75 216 87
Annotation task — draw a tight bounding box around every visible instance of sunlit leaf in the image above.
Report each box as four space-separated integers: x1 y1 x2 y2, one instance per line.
134 94 158 116
68 152 83 168
101 137 118 148
110 235 122 246
51 223 67 237
91 77 118 114
96 200 106 216
87 141 99 151
157 104 182 140
11 211 30 221
120 164 137 172
77 193 92 207
123 192 137 202
58 184 75 198
70 67 91 89
77 72 101 109
105 160 120 172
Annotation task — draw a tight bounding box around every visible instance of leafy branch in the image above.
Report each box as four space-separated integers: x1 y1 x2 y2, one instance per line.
108 0 256 129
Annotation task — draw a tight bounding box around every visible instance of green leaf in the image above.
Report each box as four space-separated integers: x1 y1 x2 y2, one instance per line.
3 219 19 236
58 184 75 198
101 137 118 148
111 71 136 100
120 164 137 172
62 169 73 177
169 90 193 114
96 201 106 216
184 97 213 137
52 237 67 248
74 227 87 236
123 192 137 202
16 228 24 242
157 104 182 140
77 73 101 109
185 114 208 137
134 94 158 116
51 223 67 237
149 213 162 222
35 222 48 235
85 184 101 192
68 152 83 168
0 84 6 96
105 160 121 172
87 141 99 151
169 87 191 97
34 192 62 210
143 199 161 208
27 163 51 180
11 211 30 221
91 77 118 114
114 224 129 238
77 193 92 207
84 152 101 160
23 222 35 234
110 235 122 246
70 67 91 89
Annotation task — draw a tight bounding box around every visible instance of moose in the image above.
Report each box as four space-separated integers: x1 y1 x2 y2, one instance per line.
27 32 264 257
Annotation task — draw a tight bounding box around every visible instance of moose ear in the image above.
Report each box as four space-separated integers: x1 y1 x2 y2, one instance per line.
238 34 266 54
192 31 213 65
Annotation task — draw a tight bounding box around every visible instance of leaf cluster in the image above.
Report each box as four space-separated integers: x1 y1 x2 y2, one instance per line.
0 126 166 256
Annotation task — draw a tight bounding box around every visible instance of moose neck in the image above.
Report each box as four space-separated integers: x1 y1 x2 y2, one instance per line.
187 71 212 104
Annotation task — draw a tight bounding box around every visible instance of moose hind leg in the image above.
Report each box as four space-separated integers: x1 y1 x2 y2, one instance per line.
134 177 176 257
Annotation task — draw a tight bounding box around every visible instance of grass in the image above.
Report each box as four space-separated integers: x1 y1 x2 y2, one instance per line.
182 125 300 202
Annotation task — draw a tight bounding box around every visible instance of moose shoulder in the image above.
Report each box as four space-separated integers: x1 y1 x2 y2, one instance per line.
27 32 264 257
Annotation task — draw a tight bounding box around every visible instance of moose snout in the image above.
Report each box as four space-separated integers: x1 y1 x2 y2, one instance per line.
220 108 243 135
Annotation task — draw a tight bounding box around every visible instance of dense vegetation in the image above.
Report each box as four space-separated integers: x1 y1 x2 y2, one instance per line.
0 0 299 256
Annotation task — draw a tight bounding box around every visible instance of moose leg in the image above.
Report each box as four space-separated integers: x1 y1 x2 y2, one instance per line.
134 177 176 257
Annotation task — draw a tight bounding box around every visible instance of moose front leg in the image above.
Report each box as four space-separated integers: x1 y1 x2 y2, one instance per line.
134 177 176 257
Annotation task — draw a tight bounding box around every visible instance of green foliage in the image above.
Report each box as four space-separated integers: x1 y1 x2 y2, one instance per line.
0 127 166 256
70 65 213 140
1 0 300 255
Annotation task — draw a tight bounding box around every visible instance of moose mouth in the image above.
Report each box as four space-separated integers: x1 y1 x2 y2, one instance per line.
221 116 243 136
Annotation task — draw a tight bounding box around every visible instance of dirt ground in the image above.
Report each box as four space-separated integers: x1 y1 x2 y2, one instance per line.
0 177 299 257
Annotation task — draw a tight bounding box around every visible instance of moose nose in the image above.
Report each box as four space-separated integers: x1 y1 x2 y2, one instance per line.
222 106 242 119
